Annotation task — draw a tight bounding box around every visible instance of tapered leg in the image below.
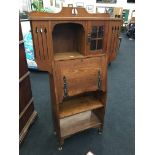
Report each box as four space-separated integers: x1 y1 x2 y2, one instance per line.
58 138 64 151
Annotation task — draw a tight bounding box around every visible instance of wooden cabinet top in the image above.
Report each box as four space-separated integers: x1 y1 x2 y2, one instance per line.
28 7 122 21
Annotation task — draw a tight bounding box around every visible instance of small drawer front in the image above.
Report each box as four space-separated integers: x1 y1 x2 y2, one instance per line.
55 56 106 103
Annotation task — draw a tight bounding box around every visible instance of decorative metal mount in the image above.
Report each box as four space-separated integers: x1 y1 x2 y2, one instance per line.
63 76 68 98
98 70 101 90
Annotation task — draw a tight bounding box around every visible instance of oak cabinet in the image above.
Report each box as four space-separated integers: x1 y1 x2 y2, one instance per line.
29 7 121 149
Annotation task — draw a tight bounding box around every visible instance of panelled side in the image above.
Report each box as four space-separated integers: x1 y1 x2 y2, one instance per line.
30 21 53 71
108 20 122 63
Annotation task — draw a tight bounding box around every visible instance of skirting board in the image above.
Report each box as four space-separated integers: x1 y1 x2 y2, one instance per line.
19 111 37 145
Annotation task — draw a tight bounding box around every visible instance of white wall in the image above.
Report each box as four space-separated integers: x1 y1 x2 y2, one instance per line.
43 0 135 20
94 0 135 19
21 21 31 38
21 0 135 36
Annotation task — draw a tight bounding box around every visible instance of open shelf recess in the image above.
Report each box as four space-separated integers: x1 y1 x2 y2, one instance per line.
60 111 101 138
59 95 104 118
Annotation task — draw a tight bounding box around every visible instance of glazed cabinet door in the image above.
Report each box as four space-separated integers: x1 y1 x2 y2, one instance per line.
54 56 107 103
86 21 108 55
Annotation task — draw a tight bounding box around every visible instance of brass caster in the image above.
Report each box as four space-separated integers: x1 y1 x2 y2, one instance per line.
98 129 103 135
58 146 63 151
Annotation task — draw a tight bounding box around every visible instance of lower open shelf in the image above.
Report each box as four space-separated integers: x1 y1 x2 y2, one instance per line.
60 111 102 138
59 95 104 118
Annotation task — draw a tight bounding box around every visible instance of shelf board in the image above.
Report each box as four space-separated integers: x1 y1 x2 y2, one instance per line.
59 95 103 118
54 52 84 61
60 111 101 138
91 38 103 40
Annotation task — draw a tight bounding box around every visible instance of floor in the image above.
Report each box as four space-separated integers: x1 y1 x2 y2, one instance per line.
20 33 135 155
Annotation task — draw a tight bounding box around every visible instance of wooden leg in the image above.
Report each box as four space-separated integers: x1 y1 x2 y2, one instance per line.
119 37 122 48
60 138 64 146
58 138 64 151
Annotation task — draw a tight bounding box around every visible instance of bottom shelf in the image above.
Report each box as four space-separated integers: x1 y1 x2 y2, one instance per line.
60 111 102 138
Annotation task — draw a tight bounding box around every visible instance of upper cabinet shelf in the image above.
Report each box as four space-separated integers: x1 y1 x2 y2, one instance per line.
54 52 84 61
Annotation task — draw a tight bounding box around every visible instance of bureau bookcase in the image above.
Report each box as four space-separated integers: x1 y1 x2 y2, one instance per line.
29 7 122 149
